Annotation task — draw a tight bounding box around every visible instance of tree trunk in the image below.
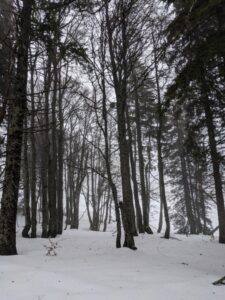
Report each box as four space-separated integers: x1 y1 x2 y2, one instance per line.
48 41 58 238
57 73 64 234
0 0 33 255
22 116 31 238
134 74 153 234
157 201 163 233
105 1 137 249
153 36 170 238
103 187 110 232
177 122 196 234
125 105 144 233
30 56 37 238
198 168 207 234
98 29 122 246
200 68 225 243
41 53 51 239
157 136 170 239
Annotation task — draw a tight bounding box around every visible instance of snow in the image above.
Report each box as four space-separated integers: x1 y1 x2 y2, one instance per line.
0 221 225 300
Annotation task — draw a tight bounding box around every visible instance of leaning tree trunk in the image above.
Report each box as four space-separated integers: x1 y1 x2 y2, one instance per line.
0 0 33 255
200 67 225 243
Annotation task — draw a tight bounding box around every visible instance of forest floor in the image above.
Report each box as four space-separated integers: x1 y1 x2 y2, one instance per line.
0 219 225 300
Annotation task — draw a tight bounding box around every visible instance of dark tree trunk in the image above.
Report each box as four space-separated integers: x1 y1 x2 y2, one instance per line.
145 137 151 221
157 136 170 239
30 57 37 238
99 29 121 246
41 54 51 239
200 68 225 243
57 77 64 234
125 105 144 233
157 201 163 233
198 168 207 234
153 37 170 238
85 173 93 230
22 116 31 238
105 0 137 249
177 122 196 234
0 0 33 255
103 187 110 232
133 75 153 234
64 157 71 229
117 98 137 247
48 44 58 238
41 144 48 238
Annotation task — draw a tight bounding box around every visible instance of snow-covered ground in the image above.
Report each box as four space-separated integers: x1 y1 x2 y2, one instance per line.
0 220 225 300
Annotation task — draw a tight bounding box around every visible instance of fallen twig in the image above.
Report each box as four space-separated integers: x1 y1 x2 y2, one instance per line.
213 276 225 286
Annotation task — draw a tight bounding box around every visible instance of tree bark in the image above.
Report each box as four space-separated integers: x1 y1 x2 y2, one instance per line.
57 73 64 234
22 116 31 238
177 122 196 234
0 0 33 255
125 104 144 233
41 53 51 238
104 0 137 249
48 38 58 238
30 55 37 238
200 68 225 243
133 74 153 234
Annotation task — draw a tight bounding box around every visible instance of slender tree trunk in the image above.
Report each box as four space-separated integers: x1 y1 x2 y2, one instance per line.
157 201 163 233
85 173 93 229
41 54 51 238
48 44 58 238
125 105 144 233
64 156 71 229
145 138 151 221
99 28 122 246
30 56 37 238
194 166 203 234
133 74 153 234
153 36 170 238
103 187 110 232
177 122 196 234
57 74 64 234
198 167 207 234
22 116 31 238
157 136 170 238
187 158 200 234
